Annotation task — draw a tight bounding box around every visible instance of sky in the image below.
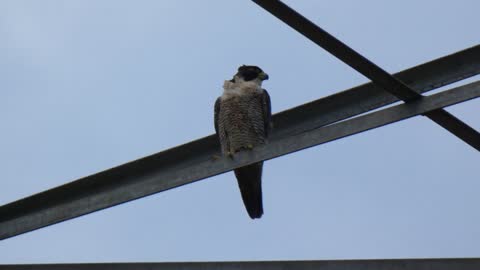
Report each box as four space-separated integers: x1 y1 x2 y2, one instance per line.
0 0 479 264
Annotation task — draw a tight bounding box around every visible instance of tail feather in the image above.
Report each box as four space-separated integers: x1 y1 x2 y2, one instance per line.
234 162 263 219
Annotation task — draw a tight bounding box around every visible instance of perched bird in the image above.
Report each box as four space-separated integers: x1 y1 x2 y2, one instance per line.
214 65 271 219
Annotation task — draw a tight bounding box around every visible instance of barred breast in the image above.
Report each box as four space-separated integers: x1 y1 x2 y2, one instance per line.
218 92 266 155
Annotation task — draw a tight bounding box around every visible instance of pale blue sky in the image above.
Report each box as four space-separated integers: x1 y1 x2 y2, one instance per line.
1 0 479 264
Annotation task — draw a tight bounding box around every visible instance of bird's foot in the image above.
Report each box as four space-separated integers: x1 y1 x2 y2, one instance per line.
226 151 234 158
246 144 254 150
211 154 221 161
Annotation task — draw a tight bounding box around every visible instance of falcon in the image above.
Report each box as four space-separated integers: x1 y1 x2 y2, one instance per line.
214 65 271 219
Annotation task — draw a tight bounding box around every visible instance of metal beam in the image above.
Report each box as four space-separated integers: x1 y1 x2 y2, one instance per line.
0 74 478 240
2 258 480 270
252 0 480 150
272 45 480 139
1 45 479 239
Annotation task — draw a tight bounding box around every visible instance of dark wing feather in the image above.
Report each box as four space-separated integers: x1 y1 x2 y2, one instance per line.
261 89 272 137
214 97 221 136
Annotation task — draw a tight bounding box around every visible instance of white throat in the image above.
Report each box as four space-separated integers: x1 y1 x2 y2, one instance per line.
223 76 263 94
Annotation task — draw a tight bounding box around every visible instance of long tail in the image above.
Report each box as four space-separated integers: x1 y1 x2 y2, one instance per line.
234 162 264 219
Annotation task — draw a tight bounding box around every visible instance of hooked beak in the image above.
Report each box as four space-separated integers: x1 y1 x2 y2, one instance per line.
258 72 269 81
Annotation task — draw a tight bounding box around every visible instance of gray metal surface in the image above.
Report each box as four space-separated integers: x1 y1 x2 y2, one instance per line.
2 258 480 270
0 72 478 240
1 45 479 239
252 0 480 150
272 45 480 139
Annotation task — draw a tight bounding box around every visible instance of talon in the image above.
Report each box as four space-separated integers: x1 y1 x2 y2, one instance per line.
226 151 234 158
247 144 254 150
211 155 221 161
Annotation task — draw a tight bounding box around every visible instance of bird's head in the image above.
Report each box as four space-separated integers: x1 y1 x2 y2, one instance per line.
231 65 269 85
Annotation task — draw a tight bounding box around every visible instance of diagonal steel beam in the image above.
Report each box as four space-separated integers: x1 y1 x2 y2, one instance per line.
252 0 480 151
1 45 479 239
272 45 480 139
1 258 480 270
1 77 478 240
